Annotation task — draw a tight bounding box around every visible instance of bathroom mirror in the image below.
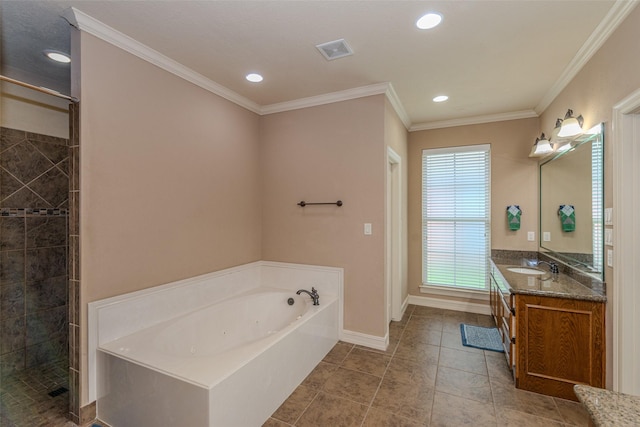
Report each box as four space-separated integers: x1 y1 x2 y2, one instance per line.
539 123 604 279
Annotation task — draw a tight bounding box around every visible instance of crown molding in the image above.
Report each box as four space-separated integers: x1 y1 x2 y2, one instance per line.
63 7 409 123
63 7 261 114
383 83 411 130
260 82 390 115
410 110 538 132
535 0 639 114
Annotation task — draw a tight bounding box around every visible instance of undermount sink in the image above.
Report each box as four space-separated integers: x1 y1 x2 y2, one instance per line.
507 267 546 275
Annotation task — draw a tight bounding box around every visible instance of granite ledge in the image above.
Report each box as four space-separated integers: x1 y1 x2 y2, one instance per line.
575 384 640 427
491 261 606 303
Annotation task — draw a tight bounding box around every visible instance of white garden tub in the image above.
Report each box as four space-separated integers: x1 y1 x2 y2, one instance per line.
92 262 342 427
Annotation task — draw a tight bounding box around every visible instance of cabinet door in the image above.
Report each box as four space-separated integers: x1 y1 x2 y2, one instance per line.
515 294 605 401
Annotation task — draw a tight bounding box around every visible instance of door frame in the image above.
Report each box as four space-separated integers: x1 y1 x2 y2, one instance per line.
386 147 403 323
612 88 640 394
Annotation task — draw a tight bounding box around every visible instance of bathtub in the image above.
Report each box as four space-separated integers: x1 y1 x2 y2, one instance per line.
93 262 342 427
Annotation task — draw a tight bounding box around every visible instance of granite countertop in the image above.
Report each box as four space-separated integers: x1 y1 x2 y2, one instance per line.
574 385 640 426
491 259 606 302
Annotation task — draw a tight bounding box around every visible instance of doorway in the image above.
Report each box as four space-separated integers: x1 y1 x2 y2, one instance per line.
0 80 74 424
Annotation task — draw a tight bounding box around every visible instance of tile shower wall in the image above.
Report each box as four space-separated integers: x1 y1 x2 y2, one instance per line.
0 127 69 378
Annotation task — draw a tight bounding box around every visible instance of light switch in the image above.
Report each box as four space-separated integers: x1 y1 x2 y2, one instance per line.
364 223 372 235
605 228 613 246
605 208 613 226
543 232 551 242
527 231 535 241
607 249 614 267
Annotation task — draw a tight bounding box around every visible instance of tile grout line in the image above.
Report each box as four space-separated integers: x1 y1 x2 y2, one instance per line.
357 316 411 427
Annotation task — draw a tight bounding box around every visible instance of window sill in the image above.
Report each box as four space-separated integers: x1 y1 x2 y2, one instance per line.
419 285 489 302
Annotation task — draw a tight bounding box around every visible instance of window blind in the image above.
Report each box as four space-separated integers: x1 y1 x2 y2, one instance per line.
422 144 491 291
592 134 604 273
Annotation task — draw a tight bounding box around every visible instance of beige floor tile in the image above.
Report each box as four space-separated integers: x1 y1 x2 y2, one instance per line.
491 380 564 422
341 347 391 377
496 407 566 426
438 346 488 376
406 314 444 332
390 321 407 339
442 310 479 324
323 367 382 405
554 397 591 426
322 341 354 364
394 339 440 364
412 306 447 317
296 392 368 427
384 355 438 388
485 352 514 385
441 320 463 335
271 385 318 424
440 331 484 354
477 314 496 327
435 366 492 404
372 377 435 423
401 326 442 347
430 391 497 426
301 361 339 390
262 417 292 427
362 407 427 426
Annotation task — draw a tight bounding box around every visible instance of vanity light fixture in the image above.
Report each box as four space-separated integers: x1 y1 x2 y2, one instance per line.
557 109 584 137
529 133 553 157
555 140 572 152
245 73 263 83
43 49 70 63
416 12 442 30
551 118 563 141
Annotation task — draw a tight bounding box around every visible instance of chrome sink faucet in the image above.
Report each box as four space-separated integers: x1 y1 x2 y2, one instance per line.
296 287 320 305
536 260 560 275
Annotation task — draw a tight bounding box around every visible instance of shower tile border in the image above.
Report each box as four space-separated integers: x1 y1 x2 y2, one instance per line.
1 207 68 217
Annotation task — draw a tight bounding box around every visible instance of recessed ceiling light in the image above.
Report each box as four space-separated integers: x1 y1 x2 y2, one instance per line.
416 12 442 30
246 73 263 83
433 95 449 103
43 49 71 63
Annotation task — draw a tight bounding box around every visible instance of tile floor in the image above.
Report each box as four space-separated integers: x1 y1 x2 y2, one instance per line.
0 362 74 427
0 305 592 426
263 304 591 426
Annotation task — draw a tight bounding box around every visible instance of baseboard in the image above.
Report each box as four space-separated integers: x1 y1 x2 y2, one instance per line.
341 329 388 351
401 296 409 318
408 294 491 315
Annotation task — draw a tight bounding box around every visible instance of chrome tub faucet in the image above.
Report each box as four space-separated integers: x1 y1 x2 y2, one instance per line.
296 287 320 305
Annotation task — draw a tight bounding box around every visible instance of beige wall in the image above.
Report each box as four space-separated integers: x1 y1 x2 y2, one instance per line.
76 33 262 403
538 5 640 389
408 118 540 298
260 95 387 337
0 82 69 138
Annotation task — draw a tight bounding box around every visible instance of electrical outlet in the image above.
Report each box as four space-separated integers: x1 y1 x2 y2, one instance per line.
527 231 535 241
543 232 551 242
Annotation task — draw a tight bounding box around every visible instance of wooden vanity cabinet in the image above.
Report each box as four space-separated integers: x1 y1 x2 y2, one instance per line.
489 273 515 377
490 262 605 401
515 294 605 401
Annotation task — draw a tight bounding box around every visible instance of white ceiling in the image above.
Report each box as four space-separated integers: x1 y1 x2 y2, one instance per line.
1 1 636 129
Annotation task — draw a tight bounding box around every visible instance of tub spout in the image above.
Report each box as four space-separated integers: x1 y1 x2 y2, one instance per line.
296 287 320 305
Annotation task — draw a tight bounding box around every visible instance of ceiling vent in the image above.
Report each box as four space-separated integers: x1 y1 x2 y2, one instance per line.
316 39 353 61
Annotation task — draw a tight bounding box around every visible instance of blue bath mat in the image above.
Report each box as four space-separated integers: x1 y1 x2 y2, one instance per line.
460 324 504 352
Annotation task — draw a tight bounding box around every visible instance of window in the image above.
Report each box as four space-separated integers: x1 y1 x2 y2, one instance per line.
421 144 491 291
